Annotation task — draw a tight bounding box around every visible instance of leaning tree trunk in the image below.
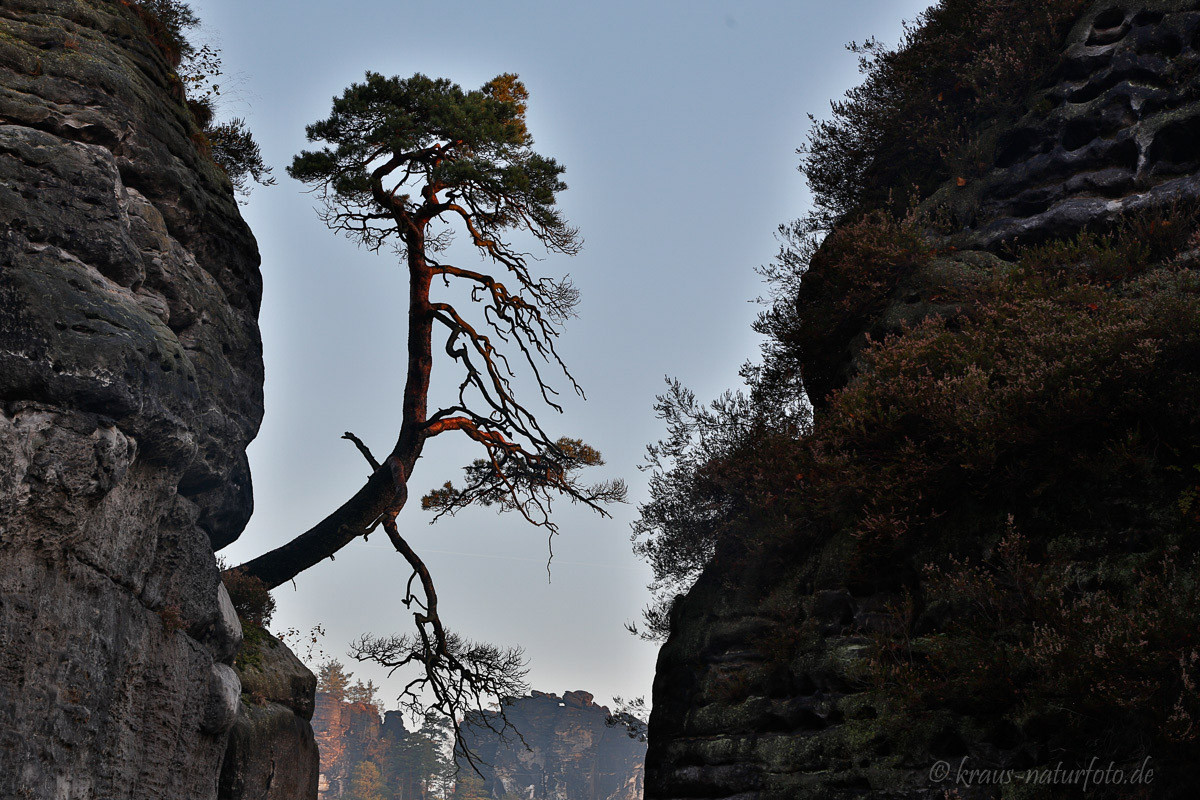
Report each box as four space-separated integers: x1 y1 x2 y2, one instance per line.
234 230 434 589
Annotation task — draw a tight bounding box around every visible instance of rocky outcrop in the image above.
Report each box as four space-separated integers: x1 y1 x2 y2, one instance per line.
312 687 645 800
798 0 1200 407
462 690 646 800
219 626 320 800
0 1 265 796
647 551 910 799
313 692 385 796
645 2 1200 799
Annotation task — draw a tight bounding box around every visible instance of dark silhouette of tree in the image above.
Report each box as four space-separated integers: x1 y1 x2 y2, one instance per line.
229 72 624 753
450 770 489 800
381 712 453 800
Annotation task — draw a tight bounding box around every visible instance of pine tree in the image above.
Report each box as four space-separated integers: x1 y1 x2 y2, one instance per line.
316 659 352 702
231 69 622 748
345 761 386 800
451 771 489 800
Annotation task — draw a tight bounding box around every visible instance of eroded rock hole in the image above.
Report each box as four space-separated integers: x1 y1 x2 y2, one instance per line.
1109 137 1141 171
1147 115 1200 167
1141 31 1184 58
1062 118 1100 151
1094 7 1128 31
1069 78 1111 104
995 128 1043 168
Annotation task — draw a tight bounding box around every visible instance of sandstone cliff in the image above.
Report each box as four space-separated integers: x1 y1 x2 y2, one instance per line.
312 691 387 797
461 690 645 800
0 1 300 796
646 2 1200 798
220 624 321 800
311 688 645 800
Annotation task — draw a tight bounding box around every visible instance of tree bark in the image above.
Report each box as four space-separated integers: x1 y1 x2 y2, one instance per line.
232 462 405 589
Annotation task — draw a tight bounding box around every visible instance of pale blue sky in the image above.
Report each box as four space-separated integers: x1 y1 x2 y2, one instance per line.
196 0 933 713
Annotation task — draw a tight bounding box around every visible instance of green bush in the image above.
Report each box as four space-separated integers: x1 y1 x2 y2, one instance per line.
205 118 276 195
765 209 932 404
123 0 198 66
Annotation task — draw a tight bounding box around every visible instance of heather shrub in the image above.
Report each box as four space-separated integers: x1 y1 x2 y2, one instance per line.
869 528 1200 761
808 220 1200 767
1014 204 1200 280
753 0 1098 412
813 263 1200 559
638 212 1200 638
220 564 276 627
122 0 197 66
763 209 932 404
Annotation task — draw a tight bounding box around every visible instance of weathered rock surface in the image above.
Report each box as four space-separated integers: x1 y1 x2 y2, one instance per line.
647 550 914 800
940 0 1200 249
219 626 320 800
462 690 646 800
798 0 1200 407
0 1 266 796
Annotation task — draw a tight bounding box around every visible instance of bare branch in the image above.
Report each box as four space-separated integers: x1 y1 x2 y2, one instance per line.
341 431 381 472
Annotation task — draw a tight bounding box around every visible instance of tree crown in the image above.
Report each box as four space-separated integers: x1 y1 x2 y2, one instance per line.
317 659 353 701
288 72 577 257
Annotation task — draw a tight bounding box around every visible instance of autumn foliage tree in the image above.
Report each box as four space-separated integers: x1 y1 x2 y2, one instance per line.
230 72 623 747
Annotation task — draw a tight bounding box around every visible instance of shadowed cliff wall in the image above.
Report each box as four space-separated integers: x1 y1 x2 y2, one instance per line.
0 1 267 795
646 2 1200 799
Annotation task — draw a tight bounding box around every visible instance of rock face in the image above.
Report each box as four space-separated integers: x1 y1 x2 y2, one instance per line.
0 1 268 796
312 691 385 796
312 688 645 800
219 626 321 800
939 0 1200 249
798 0 1200 408
645 2 1200 799
647 553 903 799
462 690 646 800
